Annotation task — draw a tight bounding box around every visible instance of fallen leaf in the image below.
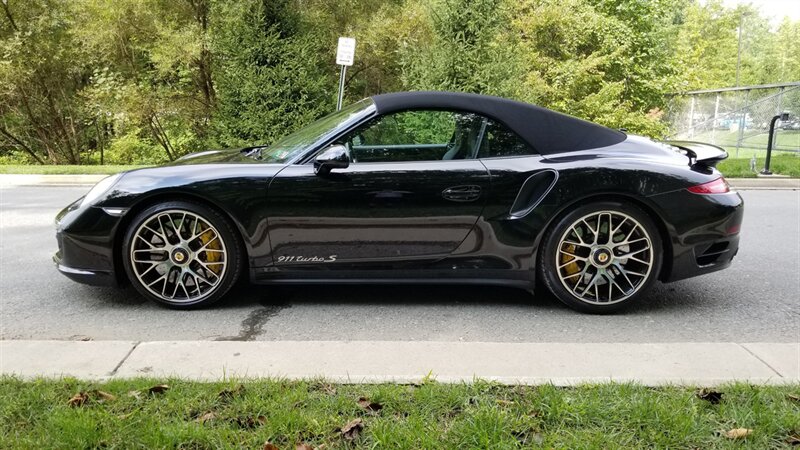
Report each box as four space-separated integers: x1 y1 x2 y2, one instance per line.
92 390 117 402
295 444 314 450
340 418 363 440
787 394 800 403
263 443 280 450
357 397 383 413
496 399 514 407
196 411 217 424
218 384 245 401
148 384 170 395
67 392 89 407
724 428 753 439
696 388 723 404
127 390 142 400
117 413 133 420
234 415 266 429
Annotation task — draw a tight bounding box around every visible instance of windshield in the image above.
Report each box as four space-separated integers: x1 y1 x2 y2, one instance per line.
256 99 375 163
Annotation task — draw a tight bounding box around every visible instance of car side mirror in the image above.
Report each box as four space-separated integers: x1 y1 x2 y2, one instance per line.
314 144 350 175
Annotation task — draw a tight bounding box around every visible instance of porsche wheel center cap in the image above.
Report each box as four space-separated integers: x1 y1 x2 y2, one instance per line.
591 248 613 267
171 248 190 265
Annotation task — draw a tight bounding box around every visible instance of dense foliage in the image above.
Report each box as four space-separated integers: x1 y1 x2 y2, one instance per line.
1 0 798 164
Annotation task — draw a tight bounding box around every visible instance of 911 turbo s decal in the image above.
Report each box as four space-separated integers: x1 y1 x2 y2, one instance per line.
276 255 338 263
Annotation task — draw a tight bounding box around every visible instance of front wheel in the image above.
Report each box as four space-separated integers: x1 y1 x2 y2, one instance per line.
121 201 243 308
539 201 662 313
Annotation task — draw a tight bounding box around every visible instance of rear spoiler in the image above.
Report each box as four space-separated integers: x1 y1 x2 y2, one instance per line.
662 140 728 169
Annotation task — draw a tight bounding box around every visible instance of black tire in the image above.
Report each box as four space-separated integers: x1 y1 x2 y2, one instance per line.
121 200 244 309
538 200 662 314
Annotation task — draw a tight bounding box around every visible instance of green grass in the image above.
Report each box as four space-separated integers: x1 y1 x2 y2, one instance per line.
0 164 148 175
1 378 798 449
717 153 800 178
673 128 800 177
689 129 800 157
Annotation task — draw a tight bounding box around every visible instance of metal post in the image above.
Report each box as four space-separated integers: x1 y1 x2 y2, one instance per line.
762 114 782 175
336 65 347 111
688 96 695 138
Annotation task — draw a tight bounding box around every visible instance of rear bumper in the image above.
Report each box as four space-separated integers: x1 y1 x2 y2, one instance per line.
653 190 744 282
666 233 740 282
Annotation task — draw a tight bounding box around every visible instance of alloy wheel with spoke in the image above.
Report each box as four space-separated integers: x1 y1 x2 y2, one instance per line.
130 209 228 303
555 210 654 305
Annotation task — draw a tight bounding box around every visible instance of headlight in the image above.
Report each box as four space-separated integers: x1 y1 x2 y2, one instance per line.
80 173 122 208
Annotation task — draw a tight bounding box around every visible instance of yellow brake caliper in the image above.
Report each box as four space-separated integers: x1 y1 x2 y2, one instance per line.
198 224 223 275
561 244 580 278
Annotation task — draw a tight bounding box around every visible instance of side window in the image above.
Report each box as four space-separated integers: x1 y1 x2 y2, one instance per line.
477 120 537 158
340 110 485 163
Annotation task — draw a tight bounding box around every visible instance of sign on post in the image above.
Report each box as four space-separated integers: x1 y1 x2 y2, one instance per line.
336 37 356 66
336 37 355 110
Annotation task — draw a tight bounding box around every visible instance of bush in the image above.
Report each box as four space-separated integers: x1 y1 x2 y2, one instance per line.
0 152 38 165
104 132 165 165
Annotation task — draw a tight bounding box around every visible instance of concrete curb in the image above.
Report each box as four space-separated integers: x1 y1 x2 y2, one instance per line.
0 174 107 187
1 340 797 385
1 174 798 189
727 177 800 190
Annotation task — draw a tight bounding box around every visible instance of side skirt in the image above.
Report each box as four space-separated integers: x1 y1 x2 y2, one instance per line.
249 269 536 294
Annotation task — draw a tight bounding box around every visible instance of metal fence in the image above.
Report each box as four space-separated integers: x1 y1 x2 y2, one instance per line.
665 82 800 158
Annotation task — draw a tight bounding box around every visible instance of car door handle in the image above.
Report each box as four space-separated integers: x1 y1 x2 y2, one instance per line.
442 185 482 202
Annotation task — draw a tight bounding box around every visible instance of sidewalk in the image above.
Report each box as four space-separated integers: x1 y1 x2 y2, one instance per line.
1 340 797 385
1 174 798 189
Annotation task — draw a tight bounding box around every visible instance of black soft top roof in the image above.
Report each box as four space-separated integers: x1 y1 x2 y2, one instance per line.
371 91 625 154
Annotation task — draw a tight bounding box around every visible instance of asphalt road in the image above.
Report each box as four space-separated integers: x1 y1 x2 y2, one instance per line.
1 185 798 342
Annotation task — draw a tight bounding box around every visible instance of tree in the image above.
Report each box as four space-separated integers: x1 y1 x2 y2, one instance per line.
1 0 798 164
74 0 216 161
398 0 523 98
209 0 333 146
510 0 676 134
0 0 90 163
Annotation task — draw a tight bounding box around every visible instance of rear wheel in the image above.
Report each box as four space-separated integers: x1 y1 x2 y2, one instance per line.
539 201 662 313
121 201 243 308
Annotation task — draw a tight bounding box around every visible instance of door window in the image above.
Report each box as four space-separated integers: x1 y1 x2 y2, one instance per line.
340 110 485 162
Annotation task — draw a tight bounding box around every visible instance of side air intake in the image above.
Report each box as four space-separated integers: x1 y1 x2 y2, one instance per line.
508 169 558 219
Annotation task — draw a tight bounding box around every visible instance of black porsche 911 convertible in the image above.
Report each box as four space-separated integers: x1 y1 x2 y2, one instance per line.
54 91 743 313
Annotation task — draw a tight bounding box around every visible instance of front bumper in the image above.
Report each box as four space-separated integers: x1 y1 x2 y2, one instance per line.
53 250 117 286
54 200 124 287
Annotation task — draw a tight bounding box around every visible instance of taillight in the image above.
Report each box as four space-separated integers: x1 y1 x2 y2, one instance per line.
687 177 730 194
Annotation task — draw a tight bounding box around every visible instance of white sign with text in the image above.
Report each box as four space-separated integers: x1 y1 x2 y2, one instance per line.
336 37 356 66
